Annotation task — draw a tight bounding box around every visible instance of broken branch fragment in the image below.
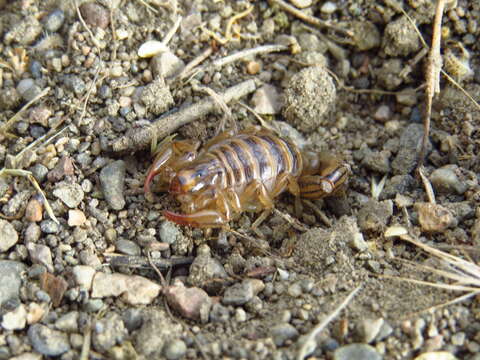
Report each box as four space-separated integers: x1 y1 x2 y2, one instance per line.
111 79 257 153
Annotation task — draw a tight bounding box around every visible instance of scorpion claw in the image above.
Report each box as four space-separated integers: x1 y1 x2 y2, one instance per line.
163 209 227 228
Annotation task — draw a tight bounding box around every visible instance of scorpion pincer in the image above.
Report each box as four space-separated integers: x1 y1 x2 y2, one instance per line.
144 126 350 228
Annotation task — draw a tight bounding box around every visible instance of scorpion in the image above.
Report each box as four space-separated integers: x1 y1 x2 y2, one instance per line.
144 126 350 228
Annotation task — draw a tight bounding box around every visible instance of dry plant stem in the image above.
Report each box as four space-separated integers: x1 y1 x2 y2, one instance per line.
79 322 92 360
270 0 352 37
105 253 195 269
192 82 235 134
273 208 309 232
417 166 436 203
0 87 50 139
419 0 447 167
212 44 289 69
0 169 59 224
162 16 182 46
441 69 480 111
80 66 103 122
297 285 362 360
176 46 213 81
112 79 257 153
134 0 159 14
75 0 101 48
147 250 167 287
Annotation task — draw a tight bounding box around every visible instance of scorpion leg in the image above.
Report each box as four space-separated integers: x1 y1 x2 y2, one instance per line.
144 139 200 194
164 209 229 228
272 173 303 217
238 180 275 231
298 162 351 199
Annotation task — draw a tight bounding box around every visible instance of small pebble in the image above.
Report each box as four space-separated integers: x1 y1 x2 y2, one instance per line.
63 75 86 96
1 304 27 330
100 160 126 210
54 312 79 332
334 344 381 360
138 40 169 58
43 9 65 32
72 265 96 290
115 239 141 256
415 203 455 233
289 0 312 9
251 84 282 115
321 1 337 14
287 283 302 298
28 324 71 356
164 283 212 322
47 156 74 182
373 105 391 122
246 61 261 75
270 323 299 346
151 52 185 78
68 209 86 227
53 182 84 208
222 279 265 306
27 243 54 273
79 2 110 29
164 339 187 360
429 165 467 195
383 16 421 56
25 198 43 222
0 219 19 252
17 79 42 102
358 318 384 343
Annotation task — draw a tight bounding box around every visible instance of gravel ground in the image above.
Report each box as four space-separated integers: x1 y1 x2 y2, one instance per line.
0 1 479 360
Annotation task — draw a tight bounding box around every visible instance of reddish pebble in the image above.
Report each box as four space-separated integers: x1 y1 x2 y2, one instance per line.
164 282 212 322
47 156 74 182
25 198 43 222
79 2 110 29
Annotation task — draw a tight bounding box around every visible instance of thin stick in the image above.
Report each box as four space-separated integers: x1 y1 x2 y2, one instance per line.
270 0 352 37
112 79 257 153
418 166 436 203
80 66 103 122
175 46 213 81
273 208 309 232
212 44 289 69
162 16 182 46
75 0 101 48
297 285 361 360
418 0 446 167
79 321 91 360
134 0 159 14
192 83 235 134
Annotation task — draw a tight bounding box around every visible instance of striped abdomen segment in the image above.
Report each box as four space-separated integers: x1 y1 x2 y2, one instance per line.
209 133 303 190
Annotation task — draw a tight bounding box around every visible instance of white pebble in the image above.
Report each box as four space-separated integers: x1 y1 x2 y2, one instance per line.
138 40 169 58
321 1 337 14
115 28 129 40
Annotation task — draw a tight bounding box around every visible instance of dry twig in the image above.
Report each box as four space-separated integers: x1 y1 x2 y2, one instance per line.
419 0 447 167
269 0 352 37
384 228 480 314
111 79 257 153
75 0 101 48
297 285 362 360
